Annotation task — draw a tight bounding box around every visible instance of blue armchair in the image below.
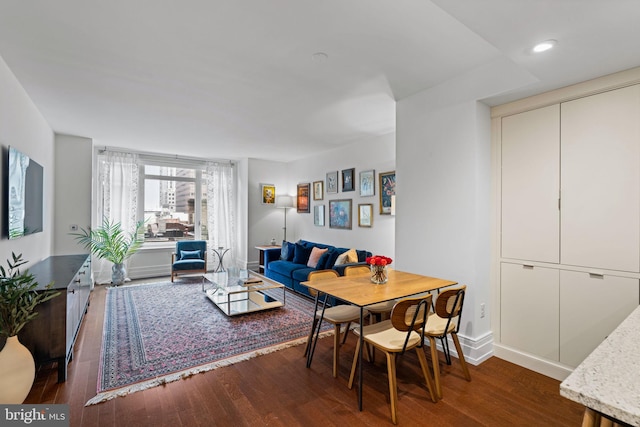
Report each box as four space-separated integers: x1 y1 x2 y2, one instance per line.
171 240 207 282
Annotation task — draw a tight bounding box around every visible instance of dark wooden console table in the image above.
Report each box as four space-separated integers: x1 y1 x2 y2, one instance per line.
18 254 92 383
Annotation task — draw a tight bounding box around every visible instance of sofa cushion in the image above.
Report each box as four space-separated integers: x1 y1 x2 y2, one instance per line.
307 247 328 268
268 260 308 277
293 243 313 265
172 259 205 270
292 267 317 283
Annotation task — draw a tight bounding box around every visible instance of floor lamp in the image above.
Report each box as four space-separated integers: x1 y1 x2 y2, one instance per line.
275 195 294 241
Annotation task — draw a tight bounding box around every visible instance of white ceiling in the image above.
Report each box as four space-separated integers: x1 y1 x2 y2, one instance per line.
1 0 639 162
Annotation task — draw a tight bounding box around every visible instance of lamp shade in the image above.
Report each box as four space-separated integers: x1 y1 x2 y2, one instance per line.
275 195 294 209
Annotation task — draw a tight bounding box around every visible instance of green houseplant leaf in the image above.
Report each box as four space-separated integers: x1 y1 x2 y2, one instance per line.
71 217 145 265
0 252 60 338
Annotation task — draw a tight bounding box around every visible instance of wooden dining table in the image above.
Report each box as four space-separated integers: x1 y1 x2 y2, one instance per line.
302 268 458 411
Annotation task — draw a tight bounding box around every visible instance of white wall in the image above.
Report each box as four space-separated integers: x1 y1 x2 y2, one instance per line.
246 134 396 269
54 134 93 255
247 157 289 268
288 133 395 257
0 55 54 268
397 96 492 364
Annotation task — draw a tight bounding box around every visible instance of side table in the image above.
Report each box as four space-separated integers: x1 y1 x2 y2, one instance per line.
255 245 281 273
211 247 230 272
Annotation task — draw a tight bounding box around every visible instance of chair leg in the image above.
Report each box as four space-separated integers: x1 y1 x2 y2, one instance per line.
416 347 438 403
440 336 452 365
451 333 471 381
386 351 398 425
428 336 442 399
332 324 341 378
348 338 361 389
171 272 174 282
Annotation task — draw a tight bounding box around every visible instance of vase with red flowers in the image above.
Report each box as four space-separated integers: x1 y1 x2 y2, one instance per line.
366 255 392 284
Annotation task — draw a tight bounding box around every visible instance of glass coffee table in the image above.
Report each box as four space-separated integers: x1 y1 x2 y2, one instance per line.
202 270 285 316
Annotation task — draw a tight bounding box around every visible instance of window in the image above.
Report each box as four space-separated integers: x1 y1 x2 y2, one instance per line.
142 164 208 242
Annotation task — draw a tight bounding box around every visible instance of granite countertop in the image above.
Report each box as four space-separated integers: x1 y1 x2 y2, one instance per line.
560 306 640 426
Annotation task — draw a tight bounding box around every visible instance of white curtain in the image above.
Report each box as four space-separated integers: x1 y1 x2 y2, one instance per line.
205 162 236 268
94 151 140 284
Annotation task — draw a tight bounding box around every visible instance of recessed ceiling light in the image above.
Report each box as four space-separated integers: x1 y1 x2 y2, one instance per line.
533 39 557 53
311 52 329 63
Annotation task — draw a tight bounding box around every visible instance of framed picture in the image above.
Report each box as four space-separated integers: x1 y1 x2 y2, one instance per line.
359 170 375 197
358 204 373 227
342 168 355 192
329 199 352 230
297 183 310 213
261 183 275 205
326 171 338 194
314 205 325 226
379 171 396 215
313 180 324 200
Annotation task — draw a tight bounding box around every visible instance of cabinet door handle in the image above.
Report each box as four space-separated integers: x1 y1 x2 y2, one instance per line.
523 265 534 269
78 271 86 275
69 288 76 293
74 279 81 283
589 273 604 279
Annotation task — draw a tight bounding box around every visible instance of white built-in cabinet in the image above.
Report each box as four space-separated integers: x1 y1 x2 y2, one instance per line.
560 85 640 272
501 104 560 263
499 84 640 370
559 271 638 367
501 263 559 361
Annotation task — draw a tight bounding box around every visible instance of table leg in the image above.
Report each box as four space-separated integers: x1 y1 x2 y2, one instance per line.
309 294 328 368
306 293 322 368
358 307 364 411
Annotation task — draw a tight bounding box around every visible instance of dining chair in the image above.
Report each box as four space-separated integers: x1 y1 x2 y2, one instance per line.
347 295 438 424
423 285 471 399
303 269 365 378
344 265 396 324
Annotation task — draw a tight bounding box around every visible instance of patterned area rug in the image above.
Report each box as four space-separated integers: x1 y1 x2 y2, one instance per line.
86 278 331 405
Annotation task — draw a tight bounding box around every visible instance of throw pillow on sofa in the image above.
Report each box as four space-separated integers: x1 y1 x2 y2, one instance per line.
307 247 328 268
323 248 346 269
293 243 313 265
334 248 358 265
316 251 332 270
280 241 295 261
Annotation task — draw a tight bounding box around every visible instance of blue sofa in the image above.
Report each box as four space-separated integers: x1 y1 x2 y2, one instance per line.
263 239 371 299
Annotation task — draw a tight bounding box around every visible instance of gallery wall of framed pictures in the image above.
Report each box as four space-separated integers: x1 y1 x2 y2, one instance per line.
294 167 395 231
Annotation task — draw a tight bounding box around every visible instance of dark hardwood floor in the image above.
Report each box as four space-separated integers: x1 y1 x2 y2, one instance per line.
25 281 585 426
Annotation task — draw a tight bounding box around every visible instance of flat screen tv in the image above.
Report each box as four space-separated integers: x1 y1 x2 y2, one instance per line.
7 146 43 239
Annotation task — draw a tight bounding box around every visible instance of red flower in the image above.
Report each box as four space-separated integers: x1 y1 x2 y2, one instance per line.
366 255 393 266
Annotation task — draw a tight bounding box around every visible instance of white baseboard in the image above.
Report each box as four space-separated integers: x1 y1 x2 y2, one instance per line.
429 331 494 366
493 343 573 381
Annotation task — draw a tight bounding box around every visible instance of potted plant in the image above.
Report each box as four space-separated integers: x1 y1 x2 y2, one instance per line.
0 252 59 403
72 217 145 286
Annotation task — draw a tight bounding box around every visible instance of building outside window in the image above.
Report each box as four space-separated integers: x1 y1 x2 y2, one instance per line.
142 164 208 243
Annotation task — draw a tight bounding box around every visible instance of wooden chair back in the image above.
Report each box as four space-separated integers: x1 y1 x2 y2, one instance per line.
390 294 432 353
306 269 340 297
343 265 370 276
434 285 466 333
